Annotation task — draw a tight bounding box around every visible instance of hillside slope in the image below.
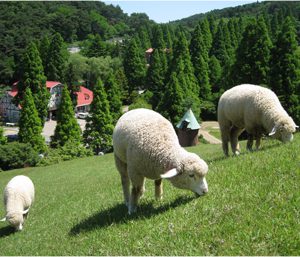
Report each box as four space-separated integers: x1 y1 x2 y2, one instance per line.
0 134 299 255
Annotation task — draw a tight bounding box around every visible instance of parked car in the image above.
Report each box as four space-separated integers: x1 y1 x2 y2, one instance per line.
77 112 89 119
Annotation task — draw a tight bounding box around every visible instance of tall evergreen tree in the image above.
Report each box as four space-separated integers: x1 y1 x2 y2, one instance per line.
45 32 68 81
104 72 123 124
18 87 46 153
209 55 222 94
83 34 107 58
200 18 213 53
51 85 82 147
270 16 300 123
152 25 166 50
168 30 200 119
157 72 185 125
231 16 272 86
138 26 151 50
146 49 165 110
65 62 79 108
17 42 50 125
83 79 114 154
38 35 50 70
123 38 146 95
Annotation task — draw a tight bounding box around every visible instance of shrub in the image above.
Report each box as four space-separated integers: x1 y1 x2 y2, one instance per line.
38 141 93 166
0 142 39 171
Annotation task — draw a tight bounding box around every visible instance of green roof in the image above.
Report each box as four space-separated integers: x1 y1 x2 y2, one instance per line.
176 108 200 130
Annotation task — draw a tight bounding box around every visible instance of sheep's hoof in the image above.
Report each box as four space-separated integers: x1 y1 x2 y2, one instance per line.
128 206 137 215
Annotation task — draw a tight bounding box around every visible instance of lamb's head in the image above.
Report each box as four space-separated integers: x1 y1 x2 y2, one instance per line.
1 209 29 231
269 116 298 143
161 153 208 196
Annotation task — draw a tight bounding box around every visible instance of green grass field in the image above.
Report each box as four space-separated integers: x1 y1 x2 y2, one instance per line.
0 134 299 255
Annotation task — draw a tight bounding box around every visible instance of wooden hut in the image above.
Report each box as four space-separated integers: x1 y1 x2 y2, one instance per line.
176 108 201 147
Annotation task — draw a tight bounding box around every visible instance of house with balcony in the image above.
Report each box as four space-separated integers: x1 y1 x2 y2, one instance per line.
0 81 93 123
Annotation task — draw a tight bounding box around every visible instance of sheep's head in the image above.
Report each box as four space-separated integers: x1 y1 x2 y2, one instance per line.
1 209 29 231
269 117 298 143
161 153 208 196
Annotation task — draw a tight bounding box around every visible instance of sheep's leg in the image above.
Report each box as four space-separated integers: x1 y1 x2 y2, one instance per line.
154 179 163 200
129 175 145 215
114 154 130 207
247 134 254 151
230 126 243 155
255 136 261 150
220 124 230 156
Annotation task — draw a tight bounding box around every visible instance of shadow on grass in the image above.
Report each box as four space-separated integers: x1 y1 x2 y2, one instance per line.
0 225 15 238
69 195 195 235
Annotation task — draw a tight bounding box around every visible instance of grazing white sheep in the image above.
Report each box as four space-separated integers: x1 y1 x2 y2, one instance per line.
218 84 298 156
113 108 208 214
1 175 35 231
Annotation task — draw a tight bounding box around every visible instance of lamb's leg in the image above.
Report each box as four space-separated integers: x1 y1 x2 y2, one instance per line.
114 154 130 207
247 134 254 151
230 126 243 155
128 174 145 215
154 179 163 200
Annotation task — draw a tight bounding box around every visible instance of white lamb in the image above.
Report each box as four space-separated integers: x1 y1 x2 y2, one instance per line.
218 84 298 156
1 175 35 231
113 108 208 214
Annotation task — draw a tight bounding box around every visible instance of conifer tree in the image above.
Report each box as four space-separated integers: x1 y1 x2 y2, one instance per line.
209 55 222 94
65 62 79 108
45 32 67 81
152 25 166 50
138 26 151 50
18 87 46 153
39 35 50 69
270 16 300 123
17 42 50 125
0 127 7 145
231 16 272 86
123 38 146 95
167 29 200 119
51 85 82 147
157 72 185 125
84 34 107 58
146 49 165 110
200 18 213 53
83 79 114 154
104 72 122 124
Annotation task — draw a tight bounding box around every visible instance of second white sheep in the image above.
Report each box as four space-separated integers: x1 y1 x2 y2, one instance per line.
113 108 208 214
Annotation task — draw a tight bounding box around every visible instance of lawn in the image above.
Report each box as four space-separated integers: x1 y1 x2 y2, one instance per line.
0 134 299 255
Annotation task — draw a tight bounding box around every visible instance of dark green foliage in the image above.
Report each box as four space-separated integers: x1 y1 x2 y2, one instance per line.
0 127 7 145
114 67 129 104
231 16 272 87
37 141 93 166
200 18 213 53
151 25 166 49
189 23 212 103
209 55 222 94
0 142 39 171
129 91 152 111
18 87 46 153
84 79 114 154
270 16 300 123
157 72 185 125
17 42 50 125
45 32 68 81
65 62 79 107
38 35 50 69
167 30 200 119
82 34 108 58
104 72 123 124
123 38 146 95
146 49 166 110
51 85 82 147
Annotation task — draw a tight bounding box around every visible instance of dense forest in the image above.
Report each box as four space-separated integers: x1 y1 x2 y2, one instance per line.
0 1 300 167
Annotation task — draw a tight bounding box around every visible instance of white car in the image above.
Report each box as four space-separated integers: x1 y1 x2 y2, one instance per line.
77 112 89 119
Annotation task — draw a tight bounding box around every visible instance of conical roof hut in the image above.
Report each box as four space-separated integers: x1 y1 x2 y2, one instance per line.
176 108 201 147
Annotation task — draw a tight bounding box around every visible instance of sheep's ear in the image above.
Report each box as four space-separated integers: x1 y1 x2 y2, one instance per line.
296 125 299 129
0 217 6 222
269 126 276 136
22 209 29 215
161 168 178 179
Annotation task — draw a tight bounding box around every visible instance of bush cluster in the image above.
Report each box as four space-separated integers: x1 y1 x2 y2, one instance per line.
0 142 40 171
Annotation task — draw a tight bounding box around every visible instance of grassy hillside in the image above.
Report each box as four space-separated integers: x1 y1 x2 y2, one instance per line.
0 134 299 255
